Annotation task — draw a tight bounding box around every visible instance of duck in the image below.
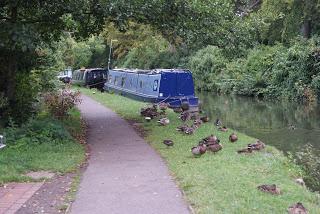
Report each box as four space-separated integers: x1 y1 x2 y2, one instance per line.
288 124 296 130
207 143 222 153
180 111 191 122
215 118 222 126
288 202 308 214
184 126 196 135
257 184 281 195
158 102 168 111
158 118 170 126
176 124 188 132
203 135 220 144
248 140 265 151
218 126 228 132
193 119 203 126
140 106 159 118
229 133 238 143
200 116 209 123
191 145 206 157
163 139 174 147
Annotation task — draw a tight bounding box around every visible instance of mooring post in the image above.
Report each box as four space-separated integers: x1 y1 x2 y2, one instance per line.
0 134 6 149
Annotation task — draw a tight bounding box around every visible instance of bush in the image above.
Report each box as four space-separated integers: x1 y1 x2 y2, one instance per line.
4 115 72 149
8 72 41 125
294 144 320 191
44 89 81 119
188 46 228 91
190 36 320 102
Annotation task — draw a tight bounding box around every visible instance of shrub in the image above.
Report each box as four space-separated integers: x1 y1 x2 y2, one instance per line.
8 72 41 124
294 144 320 191
44 89 81 119
188 46 228 91
4 116 72 149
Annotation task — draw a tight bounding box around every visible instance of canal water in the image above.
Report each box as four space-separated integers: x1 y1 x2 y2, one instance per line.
198 92 320 154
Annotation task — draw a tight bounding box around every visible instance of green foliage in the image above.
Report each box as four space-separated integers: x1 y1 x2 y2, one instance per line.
294 144 320 191
188 46 228 91
0 109 85 183
54 35 107 70
191 37 320 102
9 72 41 124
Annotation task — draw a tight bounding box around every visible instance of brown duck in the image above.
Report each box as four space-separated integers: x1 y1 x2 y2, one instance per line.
191 145 206 157
140 106 158 118
200 116 209 123
176 124 188 132
184 126 196 135
229 133 238 143
248 140 265 151
238 140 265 154
207 143 222 153
163 139 173 147
180 111 191 122
257 184 281 195
288 202 308 214
158 102 168 111
203 135 220 144
193 119 203 126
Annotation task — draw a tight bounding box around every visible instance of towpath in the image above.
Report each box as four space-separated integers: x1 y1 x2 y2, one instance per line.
71 95 190 214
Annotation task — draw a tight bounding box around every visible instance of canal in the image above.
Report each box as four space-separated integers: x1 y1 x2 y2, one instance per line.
198 92 320 154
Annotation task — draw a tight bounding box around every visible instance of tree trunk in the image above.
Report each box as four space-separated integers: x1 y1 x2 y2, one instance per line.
301 20 312 38
0 51 17 108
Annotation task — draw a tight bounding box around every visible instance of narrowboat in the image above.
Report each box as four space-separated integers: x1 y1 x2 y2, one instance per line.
57 68 72 83
104 69 199 110
72 68 107 90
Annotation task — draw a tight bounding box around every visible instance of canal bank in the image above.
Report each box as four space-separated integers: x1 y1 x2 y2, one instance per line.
78 87 320 214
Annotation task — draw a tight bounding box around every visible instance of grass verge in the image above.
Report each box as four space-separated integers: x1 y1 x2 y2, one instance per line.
0 108 86 184
79 87 320 214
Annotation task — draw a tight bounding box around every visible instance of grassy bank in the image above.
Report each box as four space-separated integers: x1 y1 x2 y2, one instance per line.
0 109 86 184
79 87 320 213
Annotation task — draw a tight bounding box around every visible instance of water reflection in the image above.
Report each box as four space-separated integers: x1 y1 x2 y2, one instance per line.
198 92 320 153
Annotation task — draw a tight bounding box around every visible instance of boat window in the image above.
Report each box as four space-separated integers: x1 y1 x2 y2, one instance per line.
130 78 133 87
121 77 126 87
114 76 118 85
108 75 112 83
140 80 143 88
153 80 159 91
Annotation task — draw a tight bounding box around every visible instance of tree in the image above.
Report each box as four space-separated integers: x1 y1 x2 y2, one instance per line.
0 0 108 120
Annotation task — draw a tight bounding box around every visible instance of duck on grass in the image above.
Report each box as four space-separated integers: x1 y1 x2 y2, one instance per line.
78 87 320 214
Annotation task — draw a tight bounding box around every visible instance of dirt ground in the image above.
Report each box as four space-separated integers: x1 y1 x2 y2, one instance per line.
15 173 77 214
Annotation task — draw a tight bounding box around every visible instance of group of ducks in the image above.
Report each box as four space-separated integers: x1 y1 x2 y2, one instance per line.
140 103 308 214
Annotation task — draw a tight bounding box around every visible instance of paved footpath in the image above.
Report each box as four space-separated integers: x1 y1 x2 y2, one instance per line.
71 95 190 214
0 182 43 214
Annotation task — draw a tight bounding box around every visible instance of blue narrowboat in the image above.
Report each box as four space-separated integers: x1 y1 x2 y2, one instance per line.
104 69 199 109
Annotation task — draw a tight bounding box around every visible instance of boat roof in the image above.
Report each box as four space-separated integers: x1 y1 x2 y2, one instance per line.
75 68 106 72
111 68 191 74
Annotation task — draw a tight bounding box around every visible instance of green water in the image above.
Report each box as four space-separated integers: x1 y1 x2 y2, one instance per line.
198 92 320 153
